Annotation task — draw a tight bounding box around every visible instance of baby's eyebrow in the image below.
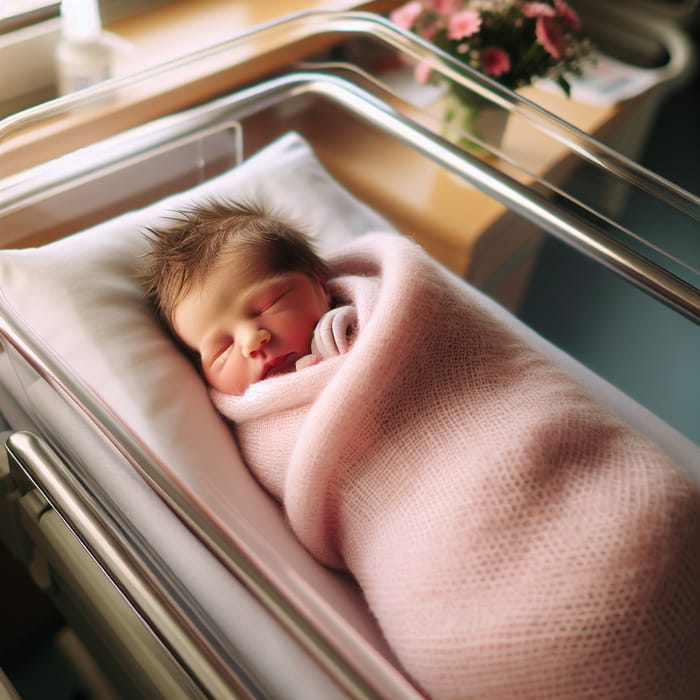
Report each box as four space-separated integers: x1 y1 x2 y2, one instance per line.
247 274 290 294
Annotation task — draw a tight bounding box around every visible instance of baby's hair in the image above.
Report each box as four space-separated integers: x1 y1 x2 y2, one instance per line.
141 198 329 328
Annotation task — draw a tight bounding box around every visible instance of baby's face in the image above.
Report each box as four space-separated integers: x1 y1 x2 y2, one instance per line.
173 256 330 395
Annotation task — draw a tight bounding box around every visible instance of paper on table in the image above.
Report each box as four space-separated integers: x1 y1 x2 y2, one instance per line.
534 51 666 106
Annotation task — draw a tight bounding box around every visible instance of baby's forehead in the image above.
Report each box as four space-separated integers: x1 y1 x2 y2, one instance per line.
217 237 314 282
208 247 309 305
209 241 273 286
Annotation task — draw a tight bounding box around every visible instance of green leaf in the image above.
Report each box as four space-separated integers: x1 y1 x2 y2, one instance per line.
557 76 572 98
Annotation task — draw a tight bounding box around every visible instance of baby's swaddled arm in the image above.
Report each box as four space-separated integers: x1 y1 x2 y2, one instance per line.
295 305 357 370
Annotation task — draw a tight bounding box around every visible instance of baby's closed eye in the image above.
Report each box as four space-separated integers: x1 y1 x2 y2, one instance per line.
210 338 233 365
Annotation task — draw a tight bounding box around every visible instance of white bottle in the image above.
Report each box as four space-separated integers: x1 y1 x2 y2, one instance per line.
55 0 113 96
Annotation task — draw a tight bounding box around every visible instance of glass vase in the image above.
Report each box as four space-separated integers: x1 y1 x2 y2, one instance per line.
442 89 509 157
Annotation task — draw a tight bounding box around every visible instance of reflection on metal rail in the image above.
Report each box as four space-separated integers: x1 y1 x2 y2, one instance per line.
1 10 698 221
4 430 250 700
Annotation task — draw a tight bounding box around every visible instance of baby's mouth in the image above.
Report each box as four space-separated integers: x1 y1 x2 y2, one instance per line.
262 354 297 380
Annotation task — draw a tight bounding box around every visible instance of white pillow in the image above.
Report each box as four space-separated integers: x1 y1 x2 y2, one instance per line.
0 132 399 649
0 129 394 457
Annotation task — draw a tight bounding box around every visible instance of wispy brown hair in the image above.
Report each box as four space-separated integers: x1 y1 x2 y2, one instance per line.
141 199 329 328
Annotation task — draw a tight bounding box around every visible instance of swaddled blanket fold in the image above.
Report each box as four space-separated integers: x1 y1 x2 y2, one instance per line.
213 233 700 700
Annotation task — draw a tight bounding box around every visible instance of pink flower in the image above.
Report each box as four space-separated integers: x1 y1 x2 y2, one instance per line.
536 16 566 59
414 61 433 84
481 46 511 76
447 10 482 40
390 1 423 30
522 2 555 18
554 0 581 31
426 0 461 13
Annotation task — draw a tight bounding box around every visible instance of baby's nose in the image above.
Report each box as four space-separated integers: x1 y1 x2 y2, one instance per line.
242 328 271 359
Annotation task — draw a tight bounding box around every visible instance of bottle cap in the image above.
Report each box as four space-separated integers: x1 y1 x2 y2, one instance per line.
60 0 103 42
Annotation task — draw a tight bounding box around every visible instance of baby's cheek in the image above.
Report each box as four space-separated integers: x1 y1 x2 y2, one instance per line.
288 323 314 351
206 360 246 396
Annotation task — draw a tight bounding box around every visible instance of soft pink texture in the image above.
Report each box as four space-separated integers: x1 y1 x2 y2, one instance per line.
447 9 482 40
390 0 422 30
414 60 433 84
554 0 581 31
212 233 700 699
536 15 566 60
523 1 556 18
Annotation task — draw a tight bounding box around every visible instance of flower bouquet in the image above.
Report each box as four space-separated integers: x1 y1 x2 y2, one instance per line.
390 0 594 152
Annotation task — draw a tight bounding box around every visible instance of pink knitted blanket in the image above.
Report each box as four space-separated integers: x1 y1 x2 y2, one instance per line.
212 233 700 700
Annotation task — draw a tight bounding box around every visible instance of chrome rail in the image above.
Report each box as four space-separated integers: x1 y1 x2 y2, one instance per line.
3 68 698 322
4 430 250 700
0 11 698 222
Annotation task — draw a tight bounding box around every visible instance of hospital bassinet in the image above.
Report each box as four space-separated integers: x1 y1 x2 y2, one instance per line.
0 10 699 700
